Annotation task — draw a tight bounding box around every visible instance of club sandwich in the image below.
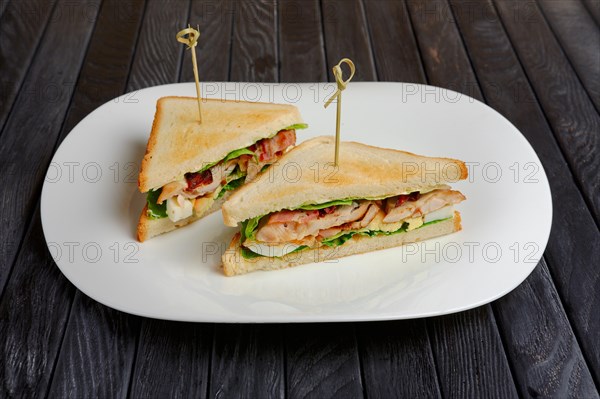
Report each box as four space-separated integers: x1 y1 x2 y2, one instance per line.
221 136 467 275
137 96 306 241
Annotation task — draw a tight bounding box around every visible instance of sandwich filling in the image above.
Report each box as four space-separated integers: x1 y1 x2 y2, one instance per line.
239 188 466 259
146 124 306 222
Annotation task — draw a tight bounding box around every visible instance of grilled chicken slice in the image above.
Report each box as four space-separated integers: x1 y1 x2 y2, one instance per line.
383 189 465 223
255 201 370 243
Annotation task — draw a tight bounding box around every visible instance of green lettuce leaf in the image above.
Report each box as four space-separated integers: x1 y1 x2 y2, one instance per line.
241 245 308 260
321 217 452 248
240 215 263 242
217 175 246 199
195 125 305 175
284 123 308 130
146 189 167 219
222 147 255 163
295 199 354 210
241 247 263 259
196 148 255 173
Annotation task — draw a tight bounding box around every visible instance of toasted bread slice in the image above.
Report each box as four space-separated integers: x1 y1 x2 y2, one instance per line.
222 212 462 276
138 97 304 193
222 136 467 226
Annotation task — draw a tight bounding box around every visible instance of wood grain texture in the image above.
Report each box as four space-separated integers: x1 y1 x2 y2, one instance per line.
357 320 441 398
58 0 146 146
0 0 101 298
285 324 363 399
0 208 75 397
494 259 599 398
582 0 600 26
0 0 57 133
181 0 234 82
495 0 600 224
0 0 9 18
0 1 144 396
448 0 600 384
409 1 593 397
429 308 519 398
536 0 600 111
127 0 189 92
406 0 482 99
279 0 327 82
230 0 278 82
30 1 146 397
496 0 600 222
321 0 377 81
210 324 285 398
129 322 213 399
47 293 140 398
362 0 425 83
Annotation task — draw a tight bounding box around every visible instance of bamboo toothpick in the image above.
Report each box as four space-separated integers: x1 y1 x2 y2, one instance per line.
324 58 355 166
176 25 203 123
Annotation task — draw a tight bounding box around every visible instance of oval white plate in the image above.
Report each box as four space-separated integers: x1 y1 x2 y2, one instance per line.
41 82 552 322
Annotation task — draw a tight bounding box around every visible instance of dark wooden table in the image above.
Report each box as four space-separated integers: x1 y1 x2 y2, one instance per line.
1 0 599 397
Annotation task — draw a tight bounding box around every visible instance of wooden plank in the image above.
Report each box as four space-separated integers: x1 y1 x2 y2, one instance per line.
364 1 518 396
448 0 600 384
582 0 600 26
362 0 425 82
181 0 233 82
129 2 233 397
321 0 377 81
0 0 101 297
495 0 600 239
429 308 518 398
411 0 599 394
129 322 213 399
357 320 441 398
536 0 600 111
230 0 278 82
0 0 9 18
494 0 600 223
58 0 147 144
279 0 327 82
210 325 285 398
494 259 599 398
406 0 481 97
0 0 136 395
127 0 189 91
0 0 57 133
47 293 140 398
207 3 285 397
46 1 193 397
285 324 364 399
0 207 75 397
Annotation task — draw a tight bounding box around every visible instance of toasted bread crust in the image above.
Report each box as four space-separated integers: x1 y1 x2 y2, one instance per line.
138 97 304 192
222 212 462 276
222 137 468 226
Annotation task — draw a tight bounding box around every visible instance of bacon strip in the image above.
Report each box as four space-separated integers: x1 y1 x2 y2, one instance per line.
157 129 297 204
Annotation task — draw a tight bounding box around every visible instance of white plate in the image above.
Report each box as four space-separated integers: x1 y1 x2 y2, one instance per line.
41 82 552 322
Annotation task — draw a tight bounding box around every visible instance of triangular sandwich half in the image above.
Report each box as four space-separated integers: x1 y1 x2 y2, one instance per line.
221 136 468 276
137 96 306 242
